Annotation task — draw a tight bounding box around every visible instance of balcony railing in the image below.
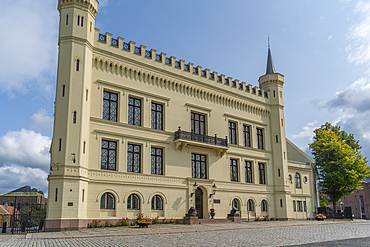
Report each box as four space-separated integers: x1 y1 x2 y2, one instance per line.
174 127 228 148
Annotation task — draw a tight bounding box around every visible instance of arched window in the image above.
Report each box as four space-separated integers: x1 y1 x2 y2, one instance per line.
127 194 140 210
151 195 163 210
295 173 301 188
76 59 80 71
261 200 268 212
232 198 240 210
247 199 254 211
100 192 115 209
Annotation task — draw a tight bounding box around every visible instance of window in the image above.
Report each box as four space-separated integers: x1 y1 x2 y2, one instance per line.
90 22 92 32
81 17 84 27
247 199 254 211
73 111 77 123
232 199 240 210
243 125 250 147
127 144 141 173
192 153 207 179
261 200 268 212
77 15 80 26
191 112 205 134
303 201 307 212
83 141 86 154
151 147 163 175
100 192 115 209
293 200 296 212
297 201 303 212
76 59 80 71
62 85 65 97
259 163 266 184
151 102 163 130
82 189 85 202
278 169 281 177
127 194 140 210
86 89 88 101
55 188 58 202
66 15 68 25
128 97 141 126
101 140 116 171
280 199 283 207
295 173 301 188
230 159 238 182
59 138 62 151
257 128 263 149
245 161 252 183
103 91 118 121
276 135 278 143
360 195 365 213
151 195 163 210
229 122 237 144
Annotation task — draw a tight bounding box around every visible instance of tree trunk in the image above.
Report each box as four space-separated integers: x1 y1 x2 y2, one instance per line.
332 200 337 220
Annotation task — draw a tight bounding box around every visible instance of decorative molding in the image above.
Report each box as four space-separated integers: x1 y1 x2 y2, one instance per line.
94 128 172 144
223 113 268 126
185 103 212 116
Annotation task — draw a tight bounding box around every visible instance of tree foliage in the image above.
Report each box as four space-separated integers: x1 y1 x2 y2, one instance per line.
310 122 370 212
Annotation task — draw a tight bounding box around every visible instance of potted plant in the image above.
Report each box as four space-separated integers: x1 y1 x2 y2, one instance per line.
210 208 215 219
314 213 326 221
134 213 152 228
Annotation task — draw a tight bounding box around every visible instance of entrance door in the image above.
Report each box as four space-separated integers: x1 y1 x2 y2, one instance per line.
195 188 203 219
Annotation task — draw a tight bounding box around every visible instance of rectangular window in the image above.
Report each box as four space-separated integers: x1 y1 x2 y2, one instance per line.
245 161 252 183
257 128 264 149
297 201 303 212
243 125 250 147
59 138 62 151
151 147 163 175
128 97 141 126
66 15 68 25
86 89 88 101
62 85 65 97
293 200 296 212
127 144 141 173
83 141 86 154
101 140 116 171
191 112 205 134
192 153 207 179
73 111 77 124
229 121 237 145
303 201 307 212
151 102 163 130
259 163 266 184
230 159 238 182
280 199 283 207
55 188 58 202
103 91 118 121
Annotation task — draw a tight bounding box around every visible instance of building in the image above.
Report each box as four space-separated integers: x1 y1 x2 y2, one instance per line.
0 186 47 207
46 0 319 231
0 205 16 227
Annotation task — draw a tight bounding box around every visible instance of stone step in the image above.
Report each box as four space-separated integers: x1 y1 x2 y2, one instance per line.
198 218 233 224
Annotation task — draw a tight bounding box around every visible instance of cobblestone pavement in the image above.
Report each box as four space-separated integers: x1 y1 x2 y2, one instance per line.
1 220 370 246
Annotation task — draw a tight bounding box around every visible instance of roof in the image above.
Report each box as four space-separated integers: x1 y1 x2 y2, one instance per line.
0 205 17 215
266 47 276 74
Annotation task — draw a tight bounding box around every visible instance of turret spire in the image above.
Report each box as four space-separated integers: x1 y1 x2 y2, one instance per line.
266 37 276 74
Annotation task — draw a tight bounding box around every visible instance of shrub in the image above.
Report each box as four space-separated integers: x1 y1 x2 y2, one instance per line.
152 216 161 224
256 217 261 221
169 218 176 224
121 218 130 226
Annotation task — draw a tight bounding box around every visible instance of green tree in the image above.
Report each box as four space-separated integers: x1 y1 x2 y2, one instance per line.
310 122 370 214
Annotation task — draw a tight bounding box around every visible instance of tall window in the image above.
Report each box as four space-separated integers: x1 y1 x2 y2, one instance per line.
297 201 303 212
261 200 268 212
151 102 163 130
247 199 254 211
62 85 65 97
295 173 301 188
81 17 84 27
303 201 307 212
128 97 141 126
76 59 80 71
293 200 296 212
103 91 118 121
245 161 253 183
230 159 238 182
259 163 266 184
73 111 77 123
151 147 163 175
127 144 141 173
127 194 140 210
192 153 207 179
257 128 263 149
55 188 58 202
151 195 163 210
100 192 115 209
229 121 237 144
232 199 240 210
66 15 68 25
101 140 116 171
243 125 251 147
191 112 205 134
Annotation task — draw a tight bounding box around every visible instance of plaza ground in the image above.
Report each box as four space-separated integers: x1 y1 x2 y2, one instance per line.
1 219 370 246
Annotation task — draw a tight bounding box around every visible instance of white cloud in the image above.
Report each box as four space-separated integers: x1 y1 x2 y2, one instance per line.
0 0 57 95
0 165 48 195
291 121 319 141
328 35 333 41
31 109 53 132
0 129 51 171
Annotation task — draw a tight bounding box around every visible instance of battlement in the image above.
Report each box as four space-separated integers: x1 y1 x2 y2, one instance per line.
94 29 271 103
58 0 98 17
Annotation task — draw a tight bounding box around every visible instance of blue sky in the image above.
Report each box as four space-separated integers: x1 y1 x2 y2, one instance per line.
1 0 369 195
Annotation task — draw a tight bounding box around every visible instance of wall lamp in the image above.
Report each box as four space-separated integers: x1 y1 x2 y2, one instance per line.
209 183 217 198
190 182 199 197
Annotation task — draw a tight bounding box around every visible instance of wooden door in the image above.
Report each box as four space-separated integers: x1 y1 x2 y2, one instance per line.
195 188 203 219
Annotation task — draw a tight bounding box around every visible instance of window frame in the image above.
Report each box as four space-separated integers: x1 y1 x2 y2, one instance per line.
245 161 253 183
151 147 163 175
297 200 303 212
256 128 264 150
295 173 301 188
247 199 254 211
259 163 266 184
128 96 142 126
191 153 207 179
100 192 115 210
230 159 238 182
102 91 118 122
127 194 140 210
232 198 240 210
127 143 141 173
101 140 117 171
151 102 164 130
261 200 268 212
229 121 237 145
243 125 251 147
293 200 296 212
191 112 206 134
151 195 163 210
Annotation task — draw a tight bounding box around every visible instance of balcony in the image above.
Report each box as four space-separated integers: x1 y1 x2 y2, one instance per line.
174 127 229 156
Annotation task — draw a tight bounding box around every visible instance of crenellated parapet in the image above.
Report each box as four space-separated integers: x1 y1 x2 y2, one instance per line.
94 29 270 104
58 0 98 17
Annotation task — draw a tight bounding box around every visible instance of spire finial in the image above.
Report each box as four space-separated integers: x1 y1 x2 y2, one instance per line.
268 34 270 49
266 37 276 74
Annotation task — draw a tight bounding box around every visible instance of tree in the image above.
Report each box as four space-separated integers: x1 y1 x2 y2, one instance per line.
310 122 370 214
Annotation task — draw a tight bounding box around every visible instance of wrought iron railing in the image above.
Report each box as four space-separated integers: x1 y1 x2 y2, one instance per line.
184 63 190 71
174 127 228 148
193 67 198 74
156 54 162 62
111 38 118 46
175 60 181 68
202 70 207 77
134 46 141 55
166 57 172 65
99 33 106 43
210 73 214 80
217 76 222 82
232 80 236 87
123 42 130 51
145 50 152 58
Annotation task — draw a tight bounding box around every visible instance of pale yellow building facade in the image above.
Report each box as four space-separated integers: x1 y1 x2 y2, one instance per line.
46 0 319 231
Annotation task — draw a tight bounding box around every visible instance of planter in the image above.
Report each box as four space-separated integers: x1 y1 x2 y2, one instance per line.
210 211 215 219
137 222 150 228
315 218 325 221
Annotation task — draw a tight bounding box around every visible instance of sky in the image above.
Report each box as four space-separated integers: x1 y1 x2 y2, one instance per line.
1 0 370 196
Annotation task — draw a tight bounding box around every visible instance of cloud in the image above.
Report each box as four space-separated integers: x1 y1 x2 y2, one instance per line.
0 0 57 96
0 165 48 194
291 121 319 141
31 109 53 132
346 1 370 71
0 129 51 171
328 35 333 41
